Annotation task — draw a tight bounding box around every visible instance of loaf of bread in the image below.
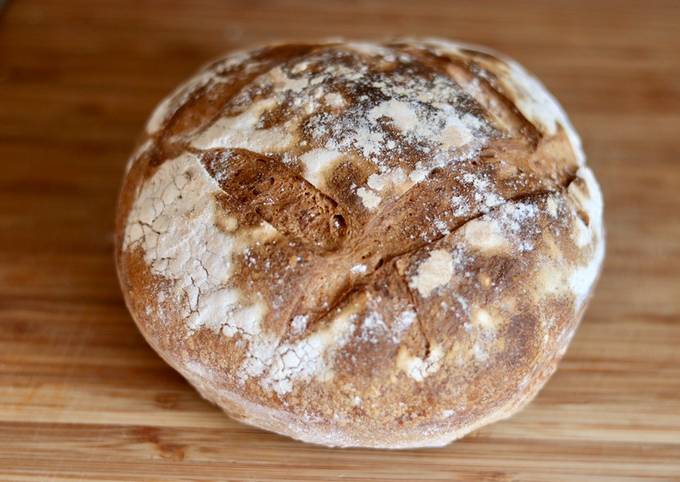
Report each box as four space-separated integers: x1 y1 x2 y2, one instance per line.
115 39 604 448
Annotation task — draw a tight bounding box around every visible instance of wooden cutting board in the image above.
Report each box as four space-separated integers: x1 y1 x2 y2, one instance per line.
1 0 679 480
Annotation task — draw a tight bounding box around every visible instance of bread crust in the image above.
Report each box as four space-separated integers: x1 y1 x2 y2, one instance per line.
115 39 604 448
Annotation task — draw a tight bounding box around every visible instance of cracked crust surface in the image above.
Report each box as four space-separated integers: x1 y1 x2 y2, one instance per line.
115 38 605 448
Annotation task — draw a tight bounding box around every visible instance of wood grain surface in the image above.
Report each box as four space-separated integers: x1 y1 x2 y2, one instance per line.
1 0 679 480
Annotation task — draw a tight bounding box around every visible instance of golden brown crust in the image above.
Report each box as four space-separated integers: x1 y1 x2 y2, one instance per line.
115 38 604 448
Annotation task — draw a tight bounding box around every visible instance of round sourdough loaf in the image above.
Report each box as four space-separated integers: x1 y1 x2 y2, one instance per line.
115 39 604 448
